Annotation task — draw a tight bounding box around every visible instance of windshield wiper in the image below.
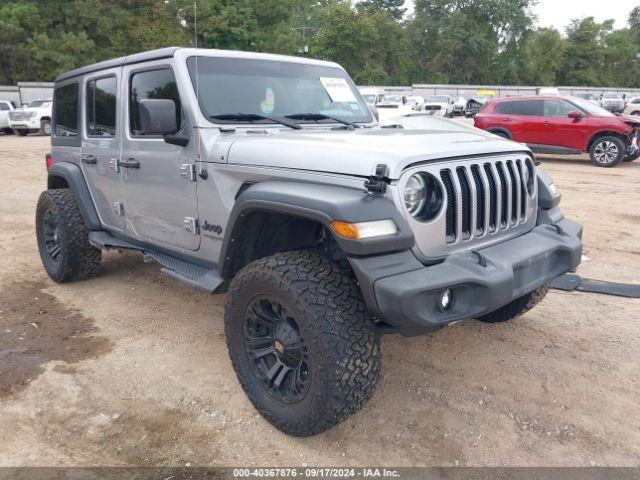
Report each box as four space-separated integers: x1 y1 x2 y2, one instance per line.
209 113 301 130
284 113 360 129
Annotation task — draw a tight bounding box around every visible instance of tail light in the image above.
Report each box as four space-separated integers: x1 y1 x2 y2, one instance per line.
45 153 53 169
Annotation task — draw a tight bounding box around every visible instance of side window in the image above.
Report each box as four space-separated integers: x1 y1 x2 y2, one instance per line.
0 102 9 111
543 100 575 118
495 102 513 114
87 76 117 137
53 83 79 137
129 68 182 136
510 100 542 116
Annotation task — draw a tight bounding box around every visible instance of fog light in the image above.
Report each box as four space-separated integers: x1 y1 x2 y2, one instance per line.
438 289 453 312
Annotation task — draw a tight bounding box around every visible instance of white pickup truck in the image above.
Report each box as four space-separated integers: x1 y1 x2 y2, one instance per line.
0 100 15 133
8 99 53 136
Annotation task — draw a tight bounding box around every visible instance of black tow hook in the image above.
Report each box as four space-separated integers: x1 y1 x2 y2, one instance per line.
364 164 390 195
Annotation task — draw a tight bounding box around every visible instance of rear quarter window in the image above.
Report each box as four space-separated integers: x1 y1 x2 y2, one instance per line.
53 83 79 137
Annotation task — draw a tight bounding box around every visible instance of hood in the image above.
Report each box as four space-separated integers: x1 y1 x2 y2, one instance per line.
225 128 530 179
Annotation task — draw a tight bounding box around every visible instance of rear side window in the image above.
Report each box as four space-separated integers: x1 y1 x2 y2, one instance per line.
54 83 79 137
495 102 513 114
86 76 117 136
129 68 182 136
497 100 541 116
0 102 9 111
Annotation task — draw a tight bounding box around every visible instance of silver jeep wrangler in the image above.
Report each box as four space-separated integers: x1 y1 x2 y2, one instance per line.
37 47 582 437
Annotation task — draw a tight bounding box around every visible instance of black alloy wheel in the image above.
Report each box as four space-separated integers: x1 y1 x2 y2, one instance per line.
244 296 310 404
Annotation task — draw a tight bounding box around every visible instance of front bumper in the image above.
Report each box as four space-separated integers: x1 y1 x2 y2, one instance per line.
9 118 39 130
350 217 582 335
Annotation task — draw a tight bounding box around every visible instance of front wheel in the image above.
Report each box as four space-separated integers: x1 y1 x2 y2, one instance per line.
225 250 381 437
589 136 625 167
476 283 549 324
40 119 52 136
13 129 28 136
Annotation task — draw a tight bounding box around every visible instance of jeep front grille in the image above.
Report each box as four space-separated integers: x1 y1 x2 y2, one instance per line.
439 158 532 244
398 154 537 260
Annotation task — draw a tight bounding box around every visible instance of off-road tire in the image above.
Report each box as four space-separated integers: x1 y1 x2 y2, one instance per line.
36 189 101 283
14 129 28 136
476 283 550 324
225 250 381 437
40 119 52 136
589 136 625 167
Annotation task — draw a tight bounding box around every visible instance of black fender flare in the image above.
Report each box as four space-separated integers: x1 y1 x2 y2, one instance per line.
47 162 101 230
218 181 415 275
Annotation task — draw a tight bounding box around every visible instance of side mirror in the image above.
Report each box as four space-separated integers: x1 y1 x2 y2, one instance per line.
139 99 177 135
567 110 583 120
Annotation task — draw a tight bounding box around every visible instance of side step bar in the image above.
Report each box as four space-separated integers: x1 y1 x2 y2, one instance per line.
88 231 224 293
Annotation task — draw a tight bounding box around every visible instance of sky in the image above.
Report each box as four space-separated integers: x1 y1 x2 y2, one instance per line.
533 0 637 33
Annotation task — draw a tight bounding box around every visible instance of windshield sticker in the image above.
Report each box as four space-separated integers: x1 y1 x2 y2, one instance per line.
320 77 357 103
260 88 275 114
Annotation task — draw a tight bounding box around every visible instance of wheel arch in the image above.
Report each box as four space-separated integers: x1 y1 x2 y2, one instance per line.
587 130 627 152
218 181 415 278
47 162 101 230
487 127 512 140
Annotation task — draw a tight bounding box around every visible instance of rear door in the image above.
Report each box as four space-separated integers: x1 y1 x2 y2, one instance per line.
120 61 200 251
497 99 544 144
540 99 585 150
81 70 125 231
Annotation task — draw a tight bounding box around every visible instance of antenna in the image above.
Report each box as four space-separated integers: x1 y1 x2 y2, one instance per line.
194 1 202 166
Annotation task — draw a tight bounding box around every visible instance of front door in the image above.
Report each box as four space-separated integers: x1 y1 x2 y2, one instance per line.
120 62 200 251
540 99 585 150
81 70 125 231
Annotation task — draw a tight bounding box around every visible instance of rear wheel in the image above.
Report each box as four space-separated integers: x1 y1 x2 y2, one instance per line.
225 250 381 436
476 284 549 324
589 136 625 167
36 189 101 283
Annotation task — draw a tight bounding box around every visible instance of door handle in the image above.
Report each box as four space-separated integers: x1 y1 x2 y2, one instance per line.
81 154 97 165
120 158 140 169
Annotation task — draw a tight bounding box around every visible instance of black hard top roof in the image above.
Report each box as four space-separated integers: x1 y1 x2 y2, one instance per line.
55 47 181 83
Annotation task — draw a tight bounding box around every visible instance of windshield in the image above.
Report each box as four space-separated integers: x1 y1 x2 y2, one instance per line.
570 97 614 116
187 57 372 124
381 95 403 103
28 100 51 108
426 96 448 103
602 93 620 99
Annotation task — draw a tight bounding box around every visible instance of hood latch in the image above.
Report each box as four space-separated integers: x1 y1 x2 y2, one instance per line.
364 164 390 195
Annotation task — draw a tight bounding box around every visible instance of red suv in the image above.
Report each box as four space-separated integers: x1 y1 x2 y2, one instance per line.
474 95 640 167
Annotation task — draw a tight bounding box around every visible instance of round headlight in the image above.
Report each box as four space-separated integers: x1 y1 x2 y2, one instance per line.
404 174 427 216
403 173 443 221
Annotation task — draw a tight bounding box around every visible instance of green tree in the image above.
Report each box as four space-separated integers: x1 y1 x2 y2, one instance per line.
357 0 406 21
518 28 566 86
560 17 612 86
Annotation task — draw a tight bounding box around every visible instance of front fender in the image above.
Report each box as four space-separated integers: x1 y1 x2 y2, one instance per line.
218 181 415 275
47 162 101 230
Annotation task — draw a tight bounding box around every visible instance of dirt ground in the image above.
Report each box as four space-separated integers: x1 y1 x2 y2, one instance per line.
0 130 639 467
